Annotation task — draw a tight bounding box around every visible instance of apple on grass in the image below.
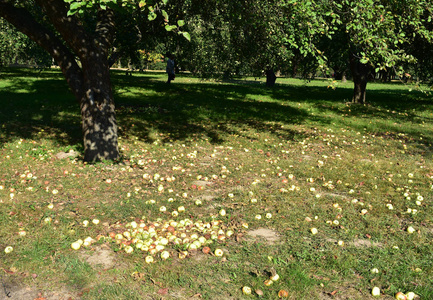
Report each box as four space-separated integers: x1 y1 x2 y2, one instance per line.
372 287 381 297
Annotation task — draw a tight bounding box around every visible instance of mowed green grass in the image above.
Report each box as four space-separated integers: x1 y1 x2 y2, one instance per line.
0 68 432 299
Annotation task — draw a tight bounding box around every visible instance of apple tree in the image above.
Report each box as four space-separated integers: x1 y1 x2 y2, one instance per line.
167 0 335 86
0 18 51 67
0 0 187 162
322 0 433 103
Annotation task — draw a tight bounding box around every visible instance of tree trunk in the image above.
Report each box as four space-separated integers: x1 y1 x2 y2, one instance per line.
80 55 119 162
0 1 119 162
350 54 370 104
333 67 347 82
341 71 347 82
266 68 277 87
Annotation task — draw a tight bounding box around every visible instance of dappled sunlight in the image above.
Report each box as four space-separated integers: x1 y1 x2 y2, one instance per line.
1 68 432 299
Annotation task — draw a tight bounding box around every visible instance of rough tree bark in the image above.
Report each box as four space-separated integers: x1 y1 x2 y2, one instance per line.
349 53 370 104
0 0 119 162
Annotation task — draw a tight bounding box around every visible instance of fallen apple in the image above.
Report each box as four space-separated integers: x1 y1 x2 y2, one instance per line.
278 290 289 298
406 292 416 300
407 226 415 234
124 246 134 254
270 274 280 281
242 286 252 295
4 246 13 254
178 251 188 259
395 292 407 300
214 249 224 257
160 250 170 260
71 242 81 250
264 279 273 286
372 287 381 297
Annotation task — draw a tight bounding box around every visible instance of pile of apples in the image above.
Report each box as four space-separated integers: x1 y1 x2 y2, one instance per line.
71 218 237 261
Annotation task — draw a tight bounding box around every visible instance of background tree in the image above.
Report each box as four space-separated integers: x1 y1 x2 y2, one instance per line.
324 0 433 103
165 0 334 86
0 18 51 67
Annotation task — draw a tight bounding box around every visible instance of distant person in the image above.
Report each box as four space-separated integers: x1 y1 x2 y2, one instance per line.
166 53 175 84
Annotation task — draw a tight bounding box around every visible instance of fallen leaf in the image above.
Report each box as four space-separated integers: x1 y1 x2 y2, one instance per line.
34 292 47 300
255 289 264 296
158 288 169 295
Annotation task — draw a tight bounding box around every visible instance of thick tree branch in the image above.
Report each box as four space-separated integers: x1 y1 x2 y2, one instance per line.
34 0 91 59
95 8 116 56
0 1 84 100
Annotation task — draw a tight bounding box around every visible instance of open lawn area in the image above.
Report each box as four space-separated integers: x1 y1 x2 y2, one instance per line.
0 68 432 300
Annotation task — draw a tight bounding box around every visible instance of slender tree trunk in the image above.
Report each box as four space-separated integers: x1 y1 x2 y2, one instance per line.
291 60 299 78
350 53 370 104
341 71 347 82
266 68 277 87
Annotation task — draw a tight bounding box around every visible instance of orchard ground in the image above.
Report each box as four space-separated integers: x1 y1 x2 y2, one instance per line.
0 68 432 299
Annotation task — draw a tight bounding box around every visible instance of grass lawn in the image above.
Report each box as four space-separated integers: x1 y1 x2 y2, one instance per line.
0 68 432 300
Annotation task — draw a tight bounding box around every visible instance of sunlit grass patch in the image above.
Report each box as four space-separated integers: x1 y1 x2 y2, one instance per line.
1 68 432 299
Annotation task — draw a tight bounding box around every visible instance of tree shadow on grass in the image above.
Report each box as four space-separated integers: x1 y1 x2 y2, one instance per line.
112 74 326 145
0 71 81 146
1 68 432 154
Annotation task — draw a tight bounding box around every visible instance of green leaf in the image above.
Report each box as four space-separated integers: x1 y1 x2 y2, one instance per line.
165 25 177 31
139 1 146 8
177 20 185 27
148 11 157 21
181 31 191 41
162 10 169 21
162 0 168 4
69 2 84 10
67 9 78 16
